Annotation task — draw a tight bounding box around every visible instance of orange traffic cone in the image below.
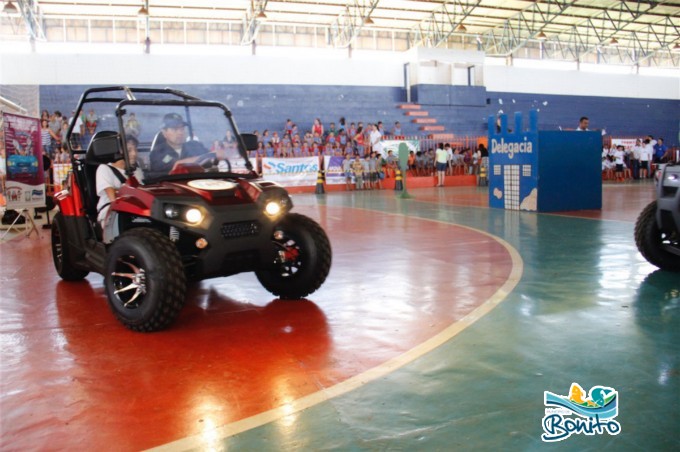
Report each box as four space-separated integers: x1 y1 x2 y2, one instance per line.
394 169 403 191
315 170 325 194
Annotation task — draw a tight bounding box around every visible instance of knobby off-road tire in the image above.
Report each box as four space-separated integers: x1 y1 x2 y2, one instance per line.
634 201 680 272
256 213 332 299
105 228 187 332
51 212 89 281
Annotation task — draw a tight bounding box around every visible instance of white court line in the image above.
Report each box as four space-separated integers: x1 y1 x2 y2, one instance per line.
148 209 524 452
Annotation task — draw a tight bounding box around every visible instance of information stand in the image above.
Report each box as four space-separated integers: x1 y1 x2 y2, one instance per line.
488 110 601 212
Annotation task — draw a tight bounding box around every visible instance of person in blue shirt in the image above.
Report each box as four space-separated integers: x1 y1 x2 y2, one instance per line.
653 138 667 163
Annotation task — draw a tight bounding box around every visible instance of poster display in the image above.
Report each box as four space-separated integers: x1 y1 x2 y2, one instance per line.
323 156 346 185
381 139 419 158
53 163 72 189
611 138 637 150
2 113 45 209
261 157 319 187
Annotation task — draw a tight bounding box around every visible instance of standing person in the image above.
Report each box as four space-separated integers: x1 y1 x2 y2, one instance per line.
472 146 482 175
40 119 52 157
369 123 382 157
435 143 448 187
639 138 653 179
576 117 589 131
312 118 323 138
85 109 98 136
631 139 643 180
444 143 453 175
342 153 353 191
48 112 63 156
612 145 626 182
654 138 667 163
353 126 365 157
71 110 84 149
352 155 364 190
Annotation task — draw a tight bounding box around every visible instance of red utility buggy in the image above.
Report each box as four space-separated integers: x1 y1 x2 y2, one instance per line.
51 87 332 331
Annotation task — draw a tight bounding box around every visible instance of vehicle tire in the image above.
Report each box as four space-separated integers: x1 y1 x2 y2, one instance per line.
104 228 187 332
634 201 680 272
256 213 332 299
51 212 89 281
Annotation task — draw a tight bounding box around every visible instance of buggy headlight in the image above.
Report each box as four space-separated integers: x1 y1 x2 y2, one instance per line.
263 196 290 218
185 208 203 224
265 201 281 216
164 203 204 225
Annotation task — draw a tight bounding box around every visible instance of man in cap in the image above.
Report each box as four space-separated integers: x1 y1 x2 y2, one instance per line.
148 113 206 178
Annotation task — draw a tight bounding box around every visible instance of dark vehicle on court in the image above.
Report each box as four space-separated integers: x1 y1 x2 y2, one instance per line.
635 163 680 272
51 87 332 332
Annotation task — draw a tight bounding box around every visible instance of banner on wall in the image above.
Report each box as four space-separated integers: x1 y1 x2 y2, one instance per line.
261 157 319 187
323 155 346 185
611 138 638 150
53 163 72 189
2 112 45 209
381 139 419 158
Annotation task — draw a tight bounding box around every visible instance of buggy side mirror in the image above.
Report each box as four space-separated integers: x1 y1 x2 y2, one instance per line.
240 133 259 151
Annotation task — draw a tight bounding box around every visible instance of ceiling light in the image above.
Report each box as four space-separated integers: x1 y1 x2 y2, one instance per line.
256 10 267 20
456 23 467 32
537 31 547 40
672 42 680 53
364 16 374 25
609 37 619 46
3 1 19 15
138 5 148 17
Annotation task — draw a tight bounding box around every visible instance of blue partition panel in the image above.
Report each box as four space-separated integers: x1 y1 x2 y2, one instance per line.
488 110 601 212
537 130 601 212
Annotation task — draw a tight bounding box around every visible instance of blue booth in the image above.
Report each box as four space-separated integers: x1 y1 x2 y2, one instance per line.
488 111 602 212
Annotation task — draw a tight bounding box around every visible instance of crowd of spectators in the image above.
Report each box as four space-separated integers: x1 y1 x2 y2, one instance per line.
602 135 676 181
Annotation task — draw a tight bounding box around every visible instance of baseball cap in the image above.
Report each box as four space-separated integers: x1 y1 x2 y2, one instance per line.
162 113 187 129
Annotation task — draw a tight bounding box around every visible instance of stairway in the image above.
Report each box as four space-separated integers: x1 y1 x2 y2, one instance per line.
397 103 453 141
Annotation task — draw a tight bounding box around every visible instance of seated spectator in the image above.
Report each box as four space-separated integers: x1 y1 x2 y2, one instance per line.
407 150 416 174
392 121 403 137
271 131 281 151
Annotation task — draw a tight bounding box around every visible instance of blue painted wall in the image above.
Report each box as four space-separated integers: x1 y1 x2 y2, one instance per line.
39 84 679 145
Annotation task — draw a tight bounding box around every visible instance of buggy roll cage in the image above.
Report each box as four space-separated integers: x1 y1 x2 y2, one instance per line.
66 86 254 174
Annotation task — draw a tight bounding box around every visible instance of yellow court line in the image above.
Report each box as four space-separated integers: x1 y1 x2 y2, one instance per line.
149 209 524 452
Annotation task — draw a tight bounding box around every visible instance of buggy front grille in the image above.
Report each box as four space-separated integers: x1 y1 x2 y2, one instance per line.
221 221 261 239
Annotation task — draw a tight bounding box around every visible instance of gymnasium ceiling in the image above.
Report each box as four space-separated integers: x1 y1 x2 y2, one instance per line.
3 0 680 65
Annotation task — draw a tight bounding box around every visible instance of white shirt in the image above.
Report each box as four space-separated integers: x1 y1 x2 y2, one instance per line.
613 149 625 165
435 148 448 164
369 129 383 155
96 164 143 221
640 144 653 162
